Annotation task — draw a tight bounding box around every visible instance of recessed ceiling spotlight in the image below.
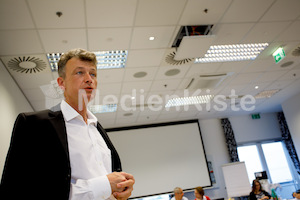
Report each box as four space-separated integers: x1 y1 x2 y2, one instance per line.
124 113 133 117
280 61 294 68
165 69 180 76
133 71 147 78
255 86 259 89
149 36 155 41
131 96 135 100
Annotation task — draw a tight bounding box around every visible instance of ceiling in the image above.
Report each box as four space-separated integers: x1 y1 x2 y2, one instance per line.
1 0 300 129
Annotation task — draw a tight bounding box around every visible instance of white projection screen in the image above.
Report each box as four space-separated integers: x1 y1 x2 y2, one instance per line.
106 120 212 199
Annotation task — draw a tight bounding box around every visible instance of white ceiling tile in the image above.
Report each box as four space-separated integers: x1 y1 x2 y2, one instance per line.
135 0 186 26
138 108 161 117
255 70 288 82
155 65 190 80
123 67 158 82
279 69 300 81
178 110 198 118
186 63 221 77
150 79 181 92
0 0 35 29
23 88 46 101
28 0 85 28
264 80 294 90
96 112 117 120
0 30 44 55
219 84 248 96
242 58 274 73
240 82 272 94
86 0 137 27
116 109 139 118
126 49 165 67
175 35 216 60
39 29 87 53
221 0 274 23
136 115 159 122
217 61 250 74
275 20 300 42
260 0 300 22
31 100 47 111
97 68 125 83
242 22 290 43
229 72 262 85
212 23 255 45
130 26 176 49
88 28 132 51
179 0 231 25
121 81 152 94
157 112 180 120
98 82 122 95
13 73 54 89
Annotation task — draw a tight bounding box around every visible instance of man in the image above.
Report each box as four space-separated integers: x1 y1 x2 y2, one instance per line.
293 189 300 199
171 187 188 200
0 48 135 200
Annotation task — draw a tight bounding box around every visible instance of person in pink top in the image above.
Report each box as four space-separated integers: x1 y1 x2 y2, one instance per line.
194 186 211 200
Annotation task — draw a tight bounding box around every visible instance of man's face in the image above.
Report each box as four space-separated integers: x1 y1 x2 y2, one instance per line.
175 190 184 200
58 57 97 108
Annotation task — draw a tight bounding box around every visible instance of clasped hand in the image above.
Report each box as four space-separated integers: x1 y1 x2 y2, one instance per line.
107 172 135 200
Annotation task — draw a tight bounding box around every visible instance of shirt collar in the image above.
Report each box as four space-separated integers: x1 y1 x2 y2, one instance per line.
60 100 98 125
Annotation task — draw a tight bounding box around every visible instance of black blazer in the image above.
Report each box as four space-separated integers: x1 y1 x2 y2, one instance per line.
0 110 121 200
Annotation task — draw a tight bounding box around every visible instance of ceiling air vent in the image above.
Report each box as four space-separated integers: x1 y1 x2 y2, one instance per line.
6 56 47 73
185 72 233 89
291 45 300 57
165 51 193 65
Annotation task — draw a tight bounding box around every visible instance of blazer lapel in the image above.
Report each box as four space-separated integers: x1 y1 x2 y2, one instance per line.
49 111 69 158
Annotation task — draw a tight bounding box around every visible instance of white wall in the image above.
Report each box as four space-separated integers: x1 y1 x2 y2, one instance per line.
229 113 282 144
0 62 33 178
282 92 300 158
198 118 230 199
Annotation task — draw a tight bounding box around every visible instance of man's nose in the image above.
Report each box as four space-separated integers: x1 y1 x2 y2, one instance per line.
85 73 93 83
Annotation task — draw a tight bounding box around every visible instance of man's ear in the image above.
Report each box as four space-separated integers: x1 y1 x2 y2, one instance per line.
57 77 65 90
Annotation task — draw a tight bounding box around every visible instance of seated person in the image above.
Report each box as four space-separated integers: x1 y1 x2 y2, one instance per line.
171 187 188 200
292 189 300 199
249 180 271 200
194 186 210 200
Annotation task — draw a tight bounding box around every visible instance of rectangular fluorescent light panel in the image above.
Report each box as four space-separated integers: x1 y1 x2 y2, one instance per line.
88 104 117 114
47 50 128 72
165 95 214 107
195 43 269 63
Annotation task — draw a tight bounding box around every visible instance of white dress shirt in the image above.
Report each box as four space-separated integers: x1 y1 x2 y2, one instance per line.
60 100 114 200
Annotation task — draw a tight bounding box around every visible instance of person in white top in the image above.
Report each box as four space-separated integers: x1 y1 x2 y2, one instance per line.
171 187 188 200
1 48 135 200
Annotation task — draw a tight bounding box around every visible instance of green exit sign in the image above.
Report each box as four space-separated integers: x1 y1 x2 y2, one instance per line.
251 113 260 119
272 47 285 63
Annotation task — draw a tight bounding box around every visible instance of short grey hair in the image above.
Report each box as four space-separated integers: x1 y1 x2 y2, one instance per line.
57 48 97 78
174 187 183 194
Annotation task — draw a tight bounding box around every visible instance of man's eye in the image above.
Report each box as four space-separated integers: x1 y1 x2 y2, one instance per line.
90 73 96 77
76 71 83 75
